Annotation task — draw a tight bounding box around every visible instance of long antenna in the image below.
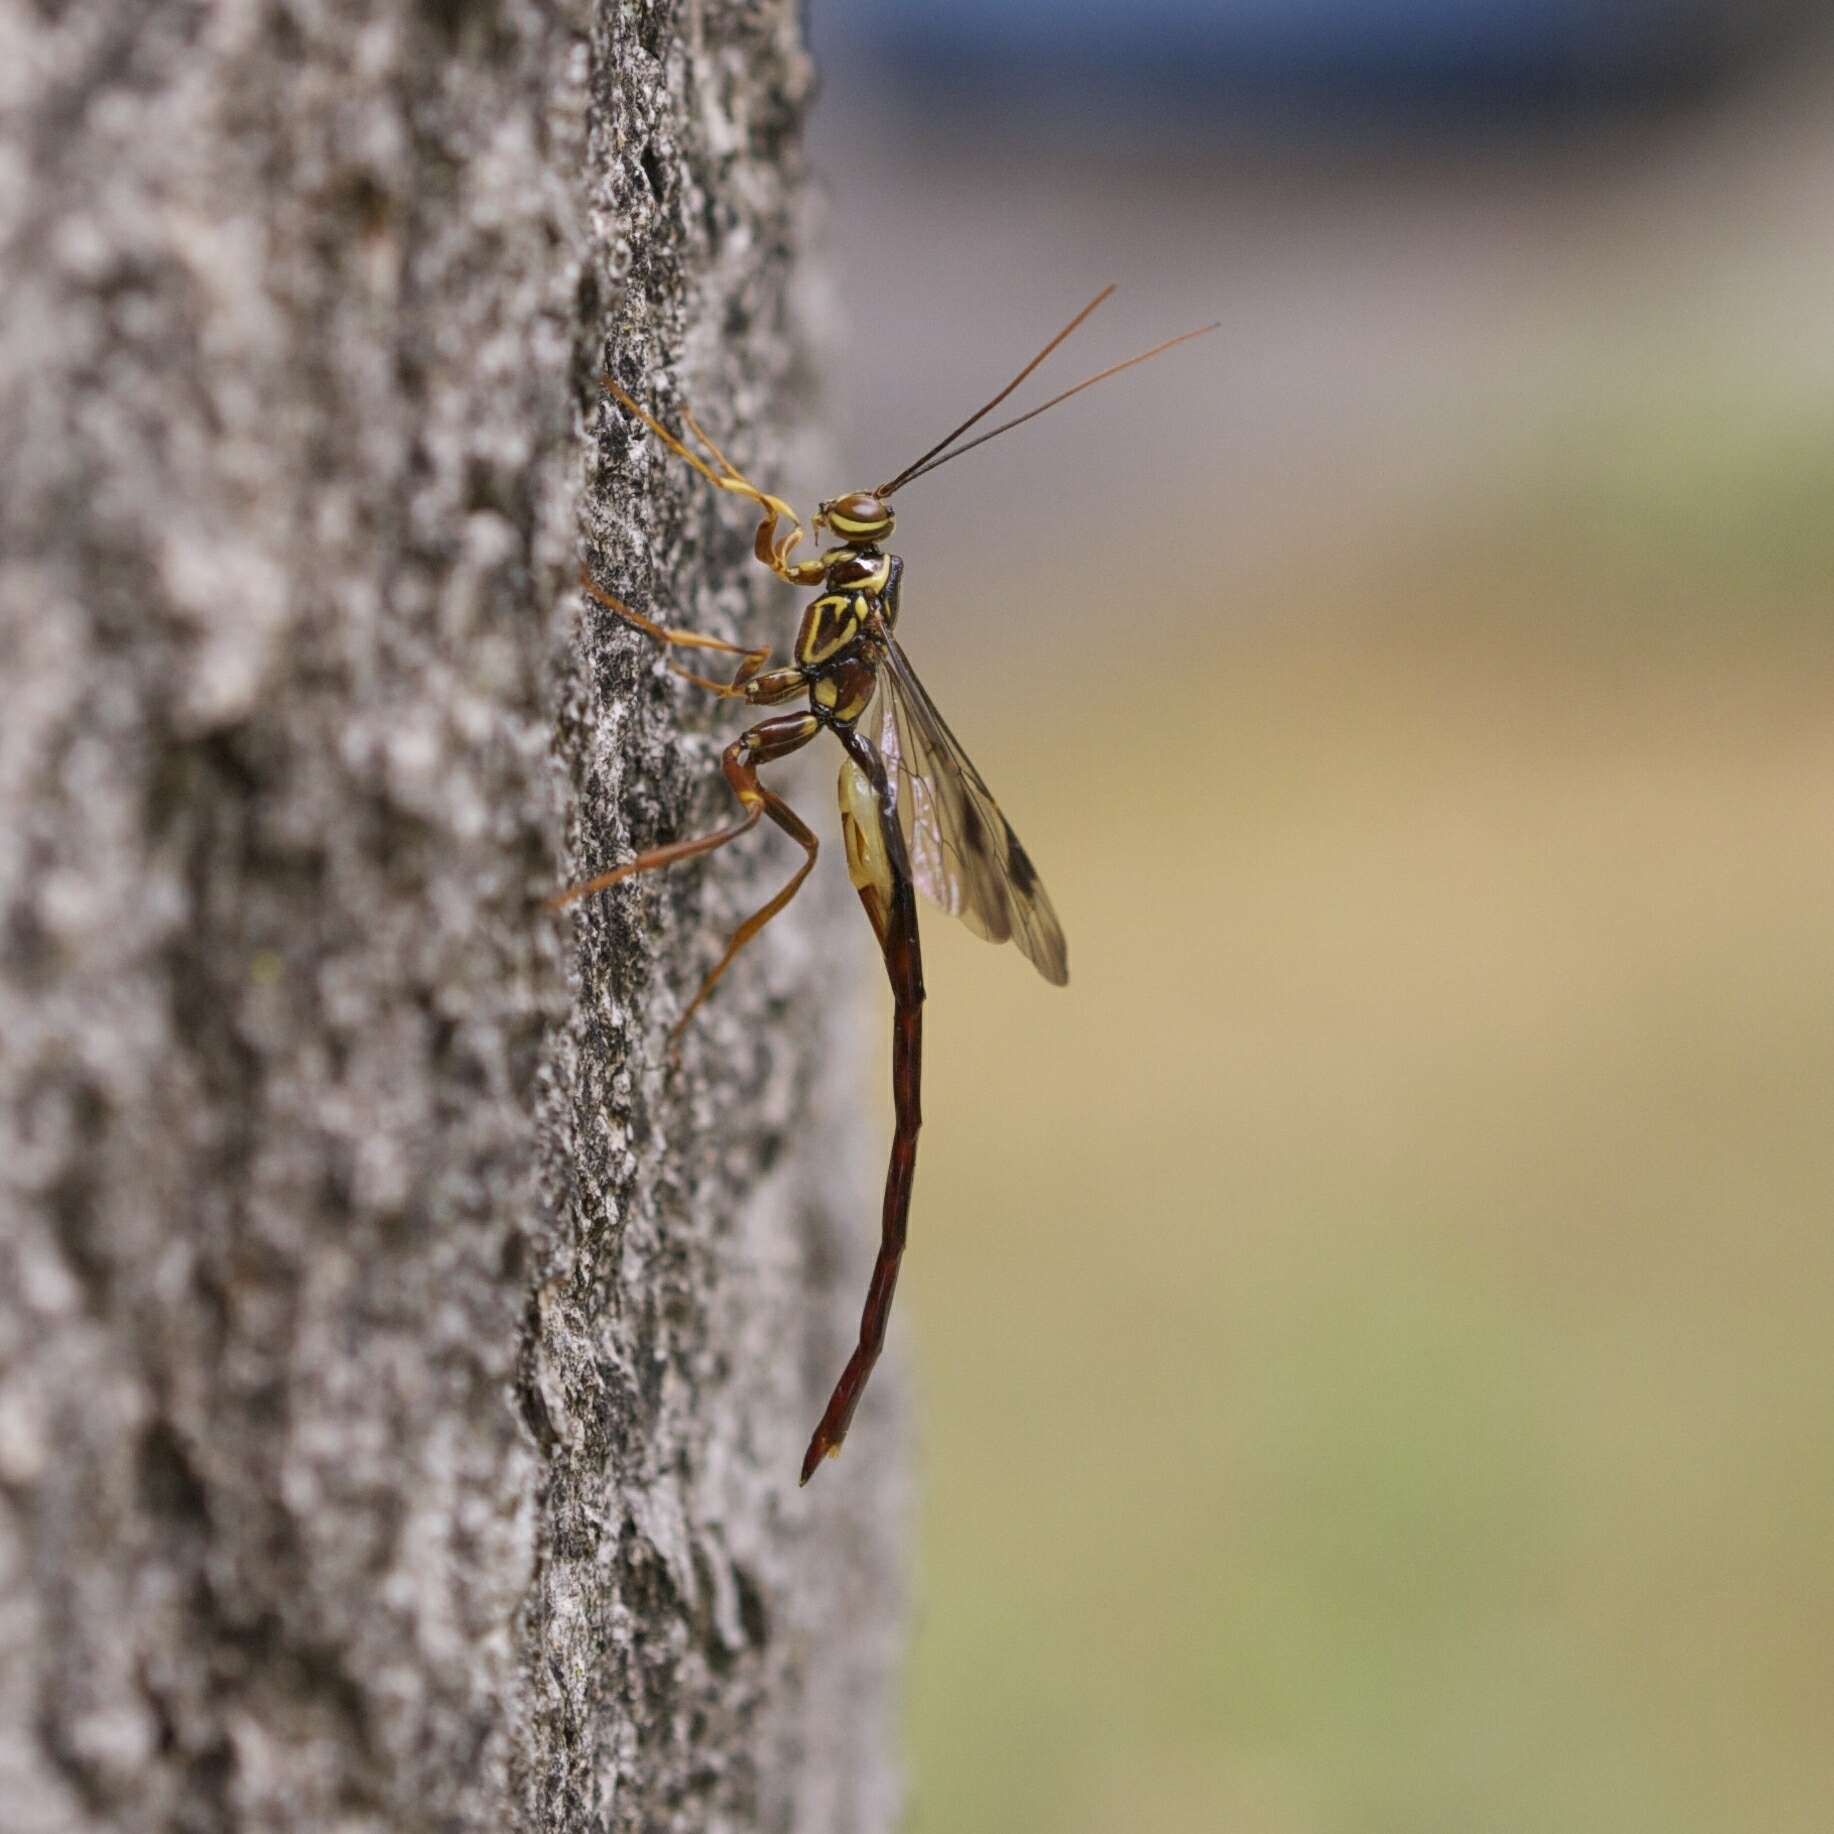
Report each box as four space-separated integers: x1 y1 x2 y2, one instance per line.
883 320 1220 496
874 285 1117 499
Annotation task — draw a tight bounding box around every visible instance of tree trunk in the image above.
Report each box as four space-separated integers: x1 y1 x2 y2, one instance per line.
0 4 907 1831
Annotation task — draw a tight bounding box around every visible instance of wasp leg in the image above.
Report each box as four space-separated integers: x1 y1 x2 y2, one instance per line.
667 785 819 1046
547 712 819 914
801 733 926 1484
580 572 773 699
679 406 827 585
600 379 825 586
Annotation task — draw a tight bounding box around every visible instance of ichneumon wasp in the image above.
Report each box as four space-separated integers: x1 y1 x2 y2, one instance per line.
554 288 1214 1484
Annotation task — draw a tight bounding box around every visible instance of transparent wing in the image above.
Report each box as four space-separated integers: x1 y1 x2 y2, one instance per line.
868 625 1069 985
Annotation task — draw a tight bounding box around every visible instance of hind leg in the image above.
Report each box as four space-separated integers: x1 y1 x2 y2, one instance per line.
547 712 819 913
668 784 820 1044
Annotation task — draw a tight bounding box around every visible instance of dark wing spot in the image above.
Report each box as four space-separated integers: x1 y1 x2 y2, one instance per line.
958 800 989 860
1004 824 1038 896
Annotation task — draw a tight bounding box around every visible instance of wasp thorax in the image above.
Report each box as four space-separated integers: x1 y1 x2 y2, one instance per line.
818 492 894 544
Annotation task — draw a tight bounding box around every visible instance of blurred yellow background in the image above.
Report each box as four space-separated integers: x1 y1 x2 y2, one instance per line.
801 13 1834 1830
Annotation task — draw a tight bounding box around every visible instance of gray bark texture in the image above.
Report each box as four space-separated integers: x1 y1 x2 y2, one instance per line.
0 3 908 1832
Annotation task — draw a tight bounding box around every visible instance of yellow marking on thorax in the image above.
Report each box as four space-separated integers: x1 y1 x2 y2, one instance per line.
796 592 863 667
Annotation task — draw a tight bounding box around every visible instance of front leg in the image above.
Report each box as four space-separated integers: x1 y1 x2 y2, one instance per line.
600 381 824 585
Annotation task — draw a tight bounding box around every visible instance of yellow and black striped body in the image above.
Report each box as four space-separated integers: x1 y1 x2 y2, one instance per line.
795 545 902 731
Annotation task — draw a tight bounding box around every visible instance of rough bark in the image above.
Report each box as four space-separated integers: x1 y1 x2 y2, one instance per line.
0 4 906 1832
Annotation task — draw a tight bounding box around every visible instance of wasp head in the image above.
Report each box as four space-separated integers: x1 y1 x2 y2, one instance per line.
815 491 894 547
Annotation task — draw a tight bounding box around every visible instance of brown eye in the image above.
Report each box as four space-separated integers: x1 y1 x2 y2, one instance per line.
837 492 885 523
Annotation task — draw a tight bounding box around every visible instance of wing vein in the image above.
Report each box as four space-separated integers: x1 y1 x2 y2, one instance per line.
867 617 1068 985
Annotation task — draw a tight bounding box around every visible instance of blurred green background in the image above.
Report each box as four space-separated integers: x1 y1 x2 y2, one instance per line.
798 11 1834 1830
